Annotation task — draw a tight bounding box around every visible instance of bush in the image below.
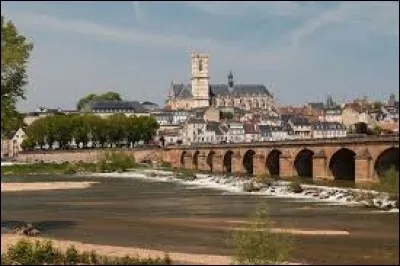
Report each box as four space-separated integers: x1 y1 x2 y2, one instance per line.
63 164 77 175
229 204 294 265
160 162 172 169
378 167 399 197
254 174 274 185
176 169 196 181
289 178 303 193
1 238 172 265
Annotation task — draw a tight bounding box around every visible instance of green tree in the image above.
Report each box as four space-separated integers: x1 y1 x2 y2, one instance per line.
20 137 36 151
1 15 33 136
107 113 128 147
53 115 73 149
25 118 46 149
373 101 383 110
76 91 122 111
71 114 90 148
138 116 159 143
230 204 294 265
88 115 108 148
125 116 141 147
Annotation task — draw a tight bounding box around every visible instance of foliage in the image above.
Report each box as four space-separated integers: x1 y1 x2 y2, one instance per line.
95 152 138 172
378 167 399 197
289 177 303 193
1 162 98 175
176 169 197 180
23 114 159 150
1 238 172 265
229 204 294 265
371 125 382 136
1 15 33 136
20 137 36 151
63 164 77 175
77 91 122 111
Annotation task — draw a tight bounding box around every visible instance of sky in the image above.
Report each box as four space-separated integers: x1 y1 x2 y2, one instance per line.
1 1 399 112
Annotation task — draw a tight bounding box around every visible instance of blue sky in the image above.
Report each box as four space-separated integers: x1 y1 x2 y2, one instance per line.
1 1 399 111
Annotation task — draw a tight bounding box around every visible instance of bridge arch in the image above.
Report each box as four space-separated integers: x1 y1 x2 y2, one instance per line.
243 150 256 175
206 151 215 172
329 148 356 181
180 151 188 167
265 150 281 177
192 151 200 170
374 147 399 178
223 150 234 174
294 149 314 178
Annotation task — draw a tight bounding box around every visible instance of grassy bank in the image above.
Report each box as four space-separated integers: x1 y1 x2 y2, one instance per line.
1 238 171 265
1 152 145 176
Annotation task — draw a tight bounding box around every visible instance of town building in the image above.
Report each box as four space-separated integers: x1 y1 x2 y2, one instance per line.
1 128 26 158
312 122 347 139
83 101 149 117
166 52 277 112
259 122 294 141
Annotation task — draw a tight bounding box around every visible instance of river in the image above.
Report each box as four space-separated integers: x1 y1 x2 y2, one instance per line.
1 174 399 265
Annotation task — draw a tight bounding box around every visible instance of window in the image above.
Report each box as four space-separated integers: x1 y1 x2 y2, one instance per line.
199 59 203 71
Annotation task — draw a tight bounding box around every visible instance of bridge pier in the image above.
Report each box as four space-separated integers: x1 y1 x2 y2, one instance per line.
355 150 376 183
232 153 243 175
212 154 224 173
280 152 294 178
312 150 332 181
253 154 266 176
183 154 193 169
197 153 208 171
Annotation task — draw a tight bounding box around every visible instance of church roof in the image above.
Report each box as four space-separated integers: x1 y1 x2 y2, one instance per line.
170 83 272 98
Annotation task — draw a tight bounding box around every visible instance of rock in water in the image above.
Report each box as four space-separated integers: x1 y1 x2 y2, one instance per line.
11 223 40 236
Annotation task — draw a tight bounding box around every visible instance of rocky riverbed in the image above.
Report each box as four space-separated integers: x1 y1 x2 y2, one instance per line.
91 169 399 212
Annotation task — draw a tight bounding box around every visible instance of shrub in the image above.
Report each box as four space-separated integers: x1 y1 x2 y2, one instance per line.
289 178 303 193
378 167 399 197
63 164 77 175
1 238 172 265
229 204 294 265
160 162 172 168
176 169 196 181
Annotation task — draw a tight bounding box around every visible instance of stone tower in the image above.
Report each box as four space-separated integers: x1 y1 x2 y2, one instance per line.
191 52 210 108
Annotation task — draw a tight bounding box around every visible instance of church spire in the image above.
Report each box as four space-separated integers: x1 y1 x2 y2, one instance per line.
228 70 234 88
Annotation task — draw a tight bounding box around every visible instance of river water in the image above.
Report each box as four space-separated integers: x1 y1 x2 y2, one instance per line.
1 174 399 265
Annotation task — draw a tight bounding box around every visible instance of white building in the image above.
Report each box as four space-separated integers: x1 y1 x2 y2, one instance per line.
1 128 26 158
225 122 245 143
259 122 294 141
288 117 312 139
312 122 347 139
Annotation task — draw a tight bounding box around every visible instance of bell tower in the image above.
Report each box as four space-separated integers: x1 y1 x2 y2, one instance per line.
191 52 210 108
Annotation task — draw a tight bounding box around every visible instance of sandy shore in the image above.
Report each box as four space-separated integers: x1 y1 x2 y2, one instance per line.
1 234 232 265
1 182 98 192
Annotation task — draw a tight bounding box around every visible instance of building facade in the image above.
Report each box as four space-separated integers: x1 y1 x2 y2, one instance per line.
166 52 277 112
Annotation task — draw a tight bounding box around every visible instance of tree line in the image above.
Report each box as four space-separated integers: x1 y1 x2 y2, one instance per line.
21 114 159 151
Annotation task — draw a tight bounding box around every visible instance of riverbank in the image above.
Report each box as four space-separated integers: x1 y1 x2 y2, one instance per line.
2 173 398 265
1 182 98 192
1 234 231 265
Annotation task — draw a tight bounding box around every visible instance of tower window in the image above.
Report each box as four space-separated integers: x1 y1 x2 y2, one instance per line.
199 59 203 71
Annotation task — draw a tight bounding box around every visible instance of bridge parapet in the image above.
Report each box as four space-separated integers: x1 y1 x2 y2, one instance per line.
165 136 399 184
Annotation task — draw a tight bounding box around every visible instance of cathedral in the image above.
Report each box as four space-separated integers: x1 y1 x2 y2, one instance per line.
166 52 277 111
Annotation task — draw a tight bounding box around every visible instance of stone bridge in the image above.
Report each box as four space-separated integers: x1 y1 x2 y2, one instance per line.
162 136 399 183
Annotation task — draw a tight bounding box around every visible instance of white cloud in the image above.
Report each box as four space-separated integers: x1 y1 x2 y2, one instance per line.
288 1 399 51
183 1 305 17
1 9 219 51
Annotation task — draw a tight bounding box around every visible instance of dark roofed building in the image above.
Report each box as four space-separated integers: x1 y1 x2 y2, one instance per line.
84 100 147 114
